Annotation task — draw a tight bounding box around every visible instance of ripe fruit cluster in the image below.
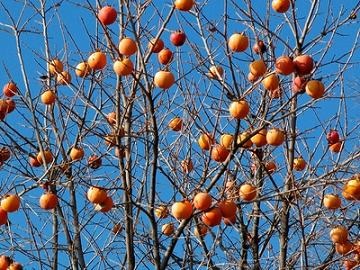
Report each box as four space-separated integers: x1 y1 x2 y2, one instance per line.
49 59 72 85
0 83 17 120
87 186 114 213
326 129 343 153
161 185 258 237
322 174 360 268
329 226 360 268
226 28 323 100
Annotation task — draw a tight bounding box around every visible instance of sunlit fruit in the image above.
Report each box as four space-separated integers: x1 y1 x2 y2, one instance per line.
208 65 224 79
292 76 307 93
49 59 63 76
194 224 208 237
148 38 164 53
275 56 294 75
171 200 193 220
211 144 230 162
41 90 56 105
170 30 186 46
113 58 134 76
220 134 234 149
174 0 195 11
88 51 107 70
39 192 58 210
249 59 267 77
3 82 18 97
228 33 249 52
237 131 253 148
75 61 92 77
223 215 236 226
342 178 360 200
250 128 267 147
0 194 20 212
181 159 194 173
36 150 53 165
342 185 355 201
266 128 285 146
0 208 8 225
229 100 249 119
253 40 266 54
70 146 84 161
265 161 277 173
94 196 113 212
305 80 325 99
154 205 169 218
201 207 222 227
272 0 290 13
330 226 348 244
262 73 279 91
88 154 102 169
293 156 306 171
323 194 341 209
119 37 137 56
239 183 257 201
326 129 340 145
335 241 353 255
87 186 107 204
293 54 314 75
218 200 237 218
162 223 175 236
168 117 182 131
158 48 173 65
193 192 212 211
154 70 175 89
198 133 214 151
329 141 343 153
98 6 117 25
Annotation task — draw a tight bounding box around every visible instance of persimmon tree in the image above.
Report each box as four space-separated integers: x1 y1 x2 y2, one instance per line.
0 0 359 269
